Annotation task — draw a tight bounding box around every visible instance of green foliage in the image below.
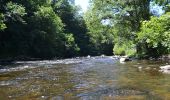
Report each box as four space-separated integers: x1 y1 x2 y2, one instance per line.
85 0 151 56
113 41 136 56
84 2 114 55
5 2 26 22
113 44 126 56
0 0 169 59
52 0 91 56
0 13 6 30
65 34 80 57
137 12 170 57
0 2 28 58
29 6 65 57
154 0 170 5
0 0 91 59
6 2 26 16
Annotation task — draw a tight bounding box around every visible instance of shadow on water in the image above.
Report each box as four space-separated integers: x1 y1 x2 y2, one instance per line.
0 57 170 100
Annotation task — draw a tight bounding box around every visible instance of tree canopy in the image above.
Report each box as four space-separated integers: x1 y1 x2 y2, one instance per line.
137 12 170 57
0 0 90 59
0 0 169 59
85 0 170 57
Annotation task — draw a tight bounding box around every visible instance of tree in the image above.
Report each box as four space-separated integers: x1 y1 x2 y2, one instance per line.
137 12 170 57
0 2 27 58
52 0 91 56
28 6 65 58
84 1 115 55
85 0 151 56
0 0 83 59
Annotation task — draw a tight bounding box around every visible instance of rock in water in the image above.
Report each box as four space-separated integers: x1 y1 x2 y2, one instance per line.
160 65 170 74
87 55 91 58
101 54 105 57
120 56 131 63
160 65 170 70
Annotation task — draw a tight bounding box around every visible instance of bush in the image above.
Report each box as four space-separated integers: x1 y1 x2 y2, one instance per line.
113 44 126 56
113 41 136 56
137 12 170 57
65 33 80 57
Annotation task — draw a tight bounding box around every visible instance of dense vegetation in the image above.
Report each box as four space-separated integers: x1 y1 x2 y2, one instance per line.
0 0 169 59
137 12 170 57
85 0 170 58
0 0 90 59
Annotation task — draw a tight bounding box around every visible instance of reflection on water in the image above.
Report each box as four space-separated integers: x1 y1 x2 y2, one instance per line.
0 57 170 100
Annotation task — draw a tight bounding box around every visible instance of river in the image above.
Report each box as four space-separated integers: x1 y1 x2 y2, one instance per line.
0 57 170 100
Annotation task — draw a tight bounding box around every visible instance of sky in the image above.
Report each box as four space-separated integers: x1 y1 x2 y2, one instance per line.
75 0 89 12
150 3 164 16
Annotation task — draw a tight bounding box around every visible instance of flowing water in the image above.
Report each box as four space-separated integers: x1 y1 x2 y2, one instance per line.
0 57 170 100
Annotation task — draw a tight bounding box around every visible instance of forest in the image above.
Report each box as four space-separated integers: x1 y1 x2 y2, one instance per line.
0 0 170 59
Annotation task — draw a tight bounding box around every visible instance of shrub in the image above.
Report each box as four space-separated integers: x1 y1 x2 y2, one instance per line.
137 12 170 57
113 41 136 56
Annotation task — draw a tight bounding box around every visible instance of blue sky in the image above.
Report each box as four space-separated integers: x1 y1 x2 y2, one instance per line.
150 2 164 16
75 0 89 12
